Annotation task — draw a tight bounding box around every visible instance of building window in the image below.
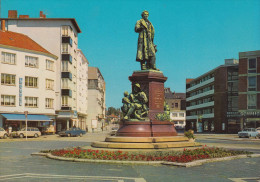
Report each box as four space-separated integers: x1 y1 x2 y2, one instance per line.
1 52 16 64
46 59 54 71
1 74 16 85
175 103 178 108
228 97 238 112
248 58 256 73
62 26 69 36
172 113 177 117
25 76 38 88
62 43 69 53
62 96 69 106
62 61 69 72
179 113 184 117
62 78 69 89
46 79 54 90
228 82 238 92
1 95 15 106
248 94 256 109
45 98 54 108
25 97 38 107
25 56 38 68
248 76 256 91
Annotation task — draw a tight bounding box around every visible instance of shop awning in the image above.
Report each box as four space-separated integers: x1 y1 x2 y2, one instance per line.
1 114 52 121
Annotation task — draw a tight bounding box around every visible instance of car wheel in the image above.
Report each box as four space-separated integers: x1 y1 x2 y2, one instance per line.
68 133 71 137
239 136 241 138
19 133 24 138
3 134 8 139
80 133 83 137
34 133 39 138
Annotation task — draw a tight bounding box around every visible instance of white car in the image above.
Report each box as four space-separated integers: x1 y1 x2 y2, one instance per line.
0 127 8 139
12 127 41 138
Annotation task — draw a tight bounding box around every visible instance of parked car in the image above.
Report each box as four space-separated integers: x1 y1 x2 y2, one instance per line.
58 127 86 137
0 127 8 139
42 125 55 135
238 128 259 138
256 133 260 139
11 127 41 138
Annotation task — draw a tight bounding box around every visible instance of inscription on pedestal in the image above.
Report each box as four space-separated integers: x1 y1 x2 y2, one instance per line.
154 89 164 109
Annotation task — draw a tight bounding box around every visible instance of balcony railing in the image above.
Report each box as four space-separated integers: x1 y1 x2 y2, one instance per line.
187 77 215 92
186 101 214 111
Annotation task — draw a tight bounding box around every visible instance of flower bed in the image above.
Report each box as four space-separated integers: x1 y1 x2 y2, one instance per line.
45 146 252 163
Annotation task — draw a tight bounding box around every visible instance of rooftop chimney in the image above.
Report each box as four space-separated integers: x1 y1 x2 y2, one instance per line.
1 20 6 31
19 15 30 18
40 11 46 18
8 10 18 18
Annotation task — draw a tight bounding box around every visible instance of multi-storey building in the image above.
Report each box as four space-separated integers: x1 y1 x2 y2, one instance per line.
165 88 186 129
87 67 106 132
186 59 239 133
238 51 260 129
0 10 89 132
76 49 89 130
0 21 58 131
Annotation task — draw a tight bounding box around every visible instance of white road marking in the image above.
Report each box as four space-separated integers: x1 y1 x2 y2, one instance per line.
229 177 260 182
0 173 147 182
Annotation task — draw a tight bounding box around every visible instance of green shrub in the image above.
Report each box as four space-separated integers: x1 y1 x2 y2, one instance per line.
184 130 195 139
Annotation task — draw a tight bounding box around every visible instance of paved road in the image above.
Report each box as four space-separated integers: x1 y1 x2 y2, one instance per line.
0 134 260 182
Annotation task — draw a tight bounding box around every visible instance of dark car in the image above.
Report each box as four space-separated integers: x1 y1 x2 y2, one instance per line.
58 127 86 137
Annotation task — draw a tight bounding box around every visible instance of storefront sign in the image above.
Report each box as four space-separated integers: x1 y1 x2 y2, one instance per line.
19 78 23 106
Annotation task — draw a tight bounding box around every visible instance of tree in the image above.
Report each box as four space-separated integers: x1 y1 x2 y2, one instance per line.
106 107 121 116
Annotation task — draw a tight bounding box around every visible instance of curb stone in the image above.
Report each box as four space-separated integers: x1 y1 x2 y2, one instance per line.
31 152 260 167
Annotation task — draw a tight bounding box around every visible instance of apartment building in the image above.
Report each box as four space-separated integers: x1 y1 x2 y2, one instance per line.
165 88 186 129
76 49 89 130
186 59 239 133
87 67 106 132
238 51 260 129
0 21 58 131
0 10 87 132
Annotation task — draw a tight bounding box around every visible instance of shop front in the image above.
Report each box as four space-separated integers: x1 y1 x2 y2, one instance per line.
0 114 53 133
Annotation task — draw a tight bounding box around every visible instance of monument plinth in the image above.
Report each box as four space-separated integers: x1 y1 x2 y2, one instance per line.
116 70 177 137
129 71 167 120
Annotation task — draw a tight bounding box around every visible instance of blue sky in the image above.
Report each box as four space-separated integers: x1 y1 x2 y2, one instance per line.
2 0 260 108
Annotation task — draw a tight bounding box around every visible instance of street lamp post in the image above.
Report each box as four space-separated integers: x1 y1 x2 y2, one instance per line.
24 111 28 140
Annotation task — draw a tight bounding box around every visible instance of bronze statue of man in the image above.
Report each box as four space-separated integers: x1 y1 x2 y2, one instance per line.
135 10 158 71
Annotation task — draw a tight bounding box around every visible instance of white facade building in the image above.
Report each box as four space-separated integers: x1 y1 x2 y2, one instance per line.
0 25 57 130
0 11 87 131
76 49 89 130
87 67 106 132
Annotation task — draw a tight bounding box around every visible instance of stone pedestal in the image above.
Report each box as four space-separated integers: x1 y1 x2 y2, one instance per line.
116 70 177 137
129 70 167 120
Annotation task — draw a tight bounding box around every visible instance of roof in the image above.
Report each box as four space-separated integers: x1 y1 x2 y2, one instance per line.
0 18 81 33
0 30 57 59
165 92 186 99
88 67 104 80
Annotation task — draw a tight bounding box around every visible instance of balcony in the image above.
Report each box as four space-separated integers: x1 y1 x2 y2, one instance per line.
62 54 72 64
61 106 72 110
62 36 72 46
186 113 214 120
187 77 215 92
61 72 72 80
61 89 72 97
186 101 214 111
186 89 214 101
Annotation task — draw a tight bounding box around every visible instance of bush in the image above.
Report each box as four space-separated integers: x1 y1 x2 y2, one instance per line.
184 130 195 139
155 113 170 121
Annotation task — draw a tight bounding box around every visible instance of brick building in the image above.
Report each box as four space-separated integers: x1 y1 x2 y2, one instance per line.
186 59 239 133
238 51 260 129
